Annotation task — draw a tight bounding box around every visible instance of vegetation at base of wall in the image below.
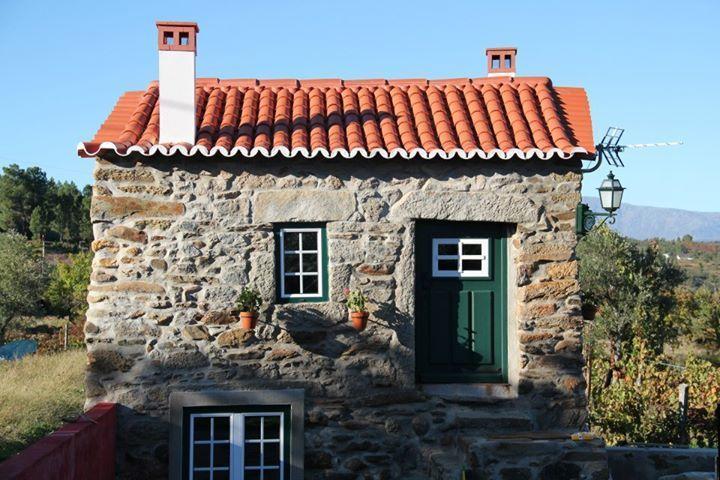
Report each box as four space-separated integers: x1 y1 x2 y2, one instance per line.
588 340 719 447
580 227 720 447
0 349 86 461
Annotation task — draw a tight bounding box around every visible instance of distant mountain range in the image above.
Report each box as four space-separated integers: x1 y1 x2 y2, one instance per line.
583 198 720 241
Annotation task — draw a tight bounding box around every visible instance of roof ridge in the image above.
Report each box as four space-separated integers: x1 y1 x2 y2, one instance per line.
150 76 557 91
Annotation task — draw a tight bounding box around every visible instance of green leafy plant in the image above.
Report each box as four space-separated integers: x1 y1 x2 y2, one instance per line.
235 287 262 313
345 288 368 313
44 251 92 321
0 232 48 342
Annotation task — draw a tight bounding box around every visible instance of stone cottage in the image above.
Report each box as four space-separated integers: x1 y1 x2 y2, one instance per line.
78 21 607 480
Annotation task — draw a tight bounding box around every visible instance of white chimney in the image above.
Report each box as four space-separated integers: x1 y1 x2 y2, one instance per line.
156 21 199 144
486 47 517 77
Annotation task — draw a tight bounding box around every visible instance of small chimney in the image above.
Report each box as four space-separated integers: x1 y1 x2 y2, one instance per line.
156 21 199 144
486 47 517 77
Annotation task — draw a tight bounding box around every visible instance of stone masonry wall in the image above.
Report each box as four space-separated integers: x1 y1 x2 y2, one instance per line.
85 156 587 479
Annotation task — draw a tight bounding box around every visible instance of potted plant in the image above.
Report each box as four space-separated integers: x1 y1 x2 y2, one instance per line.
236 287 262 329
345 288 369 331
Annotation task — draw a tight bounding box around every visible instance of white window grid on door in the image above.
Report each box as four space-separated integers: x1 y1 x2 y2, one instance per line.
432 238 490 278
189 412 285 480
279 228 323 299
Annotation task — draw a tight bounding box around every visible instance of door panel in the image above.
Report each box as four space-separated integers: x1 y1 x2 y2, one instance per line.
415 221 507 384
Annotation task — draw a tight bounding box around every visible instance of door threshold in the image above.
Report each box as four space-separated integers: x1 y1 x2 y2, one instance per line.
421 383 517 401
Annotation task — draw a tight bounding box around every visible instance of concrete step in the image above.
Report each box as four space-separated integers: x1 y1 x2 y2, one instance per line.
446 409 534 434
658 473 714 480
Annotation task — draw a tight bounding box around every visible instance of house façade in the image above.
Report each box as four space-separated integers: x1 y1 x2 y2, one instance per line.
78 21 607 480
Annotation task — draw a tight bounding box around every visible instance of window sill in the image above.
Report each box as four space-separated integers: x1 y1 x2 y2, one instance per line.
420 383 517 401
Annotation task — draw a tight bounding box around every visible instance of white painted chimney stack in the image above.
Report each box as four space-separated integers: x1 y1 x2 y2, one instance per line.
156 21 199 144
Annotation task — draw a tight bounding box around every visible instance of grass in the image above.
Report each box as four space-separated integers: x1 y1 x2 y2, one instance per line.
0 349 86 461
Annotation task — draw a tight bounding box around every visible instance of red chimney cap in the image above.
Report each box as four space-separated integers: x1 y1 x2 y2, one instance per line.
156 21 199 52
486 47 517 77
485 47 517 54
156 21 199 32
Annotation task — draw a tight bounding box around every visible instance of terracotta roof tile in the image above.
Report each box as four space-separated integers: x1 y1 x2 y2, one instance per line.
79 76 594 160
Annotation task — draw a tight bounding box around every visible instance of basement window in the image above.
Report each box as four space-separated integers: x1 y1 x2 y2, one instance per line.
189 411 288 480
170 390 304 480
276 225 328 302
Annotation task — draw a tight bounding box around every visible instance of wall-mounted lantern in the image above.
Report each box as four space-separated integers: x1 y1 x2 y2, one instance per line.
576 171 626 235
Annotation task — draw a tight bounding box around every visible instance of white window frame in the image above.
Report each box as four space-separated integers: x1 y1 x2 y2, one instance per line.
432 238 490 278
279 228 323 299
189 412 285 480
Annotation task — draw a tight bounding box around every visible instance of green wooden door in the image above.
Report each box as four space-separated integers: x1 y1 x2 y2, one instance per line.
415 221 507 383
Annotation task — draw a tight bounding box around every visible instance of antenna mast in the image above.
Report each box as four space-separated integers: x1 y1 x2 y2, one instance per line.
582 126 683 173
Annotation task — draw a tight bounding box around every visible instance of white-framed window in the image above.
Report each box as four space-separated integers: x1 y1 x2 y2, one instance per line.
189 412 285 480
432 238 490 278
278 227 324 299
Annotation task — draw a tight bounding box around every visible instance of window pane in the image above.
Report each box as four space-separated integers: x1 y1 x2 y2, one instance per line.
462 243 484 256
303 275 319 294
437 243 458 256
244 442 261 466
284 253 300 273
437 259 458 271
213 417 229 441
193 443 211 468
243 470 261 480
462 259 484 271
264 415 280 440
264 442 280 466
213 443 230 468
192 471 210 480
284 276 300 295
283 232 299 251
214 471 229 480
193 417 211 441
303 253 318 273
245 417 262 439
265 469 280 480
302 231 318 250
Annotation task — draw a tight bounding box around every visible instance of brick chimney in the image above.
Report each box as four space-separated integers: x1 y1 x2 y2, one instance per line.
156 21 199 144
486 47 517 77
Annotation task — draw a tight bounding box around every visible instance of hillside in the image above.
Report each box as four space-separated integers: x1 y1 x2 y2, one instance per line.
584 197 720 241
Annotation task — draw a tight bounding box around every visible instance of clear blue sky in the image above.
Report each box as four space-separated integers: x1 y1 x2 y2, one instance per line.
1 0 718 211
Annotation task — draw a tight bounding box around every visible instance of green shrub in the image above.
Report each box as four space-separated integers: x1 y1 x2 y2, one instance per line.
589 340 719 447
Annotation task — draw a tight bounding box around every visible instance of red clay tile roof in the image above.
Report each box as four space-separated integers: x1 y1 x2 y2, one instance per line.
78 77 594 160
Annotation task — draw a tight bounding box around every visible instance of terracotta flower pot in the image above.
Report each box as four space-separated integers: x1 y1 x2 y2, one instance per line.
240 311 258 330
581 303 597 321
350 311 369 332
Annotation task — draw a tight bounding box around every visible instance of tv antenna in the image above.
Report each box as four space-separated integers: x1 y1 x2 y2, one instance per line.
582 127 683 172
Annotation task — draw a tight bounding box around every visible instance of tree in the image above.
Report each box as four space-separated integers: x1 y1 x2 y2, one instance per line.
0 165 49 237
671 287 720 350
578 227 685 364
50 181 83 243
45 251 93 321
0 233 48 342
29 205 52 240
79 185 93 244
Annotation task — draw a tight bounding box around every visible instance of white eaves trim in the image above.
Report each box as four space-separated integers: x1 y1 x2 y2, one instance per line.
77 142 588 161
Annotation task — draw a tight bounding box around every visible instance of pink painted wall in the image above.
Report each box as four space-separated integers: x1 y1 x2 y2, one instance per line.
0 403 116 480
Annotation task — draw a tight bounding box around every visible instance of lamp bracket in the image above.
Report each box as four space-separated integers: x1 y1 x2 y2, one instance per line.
575 203 616 236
